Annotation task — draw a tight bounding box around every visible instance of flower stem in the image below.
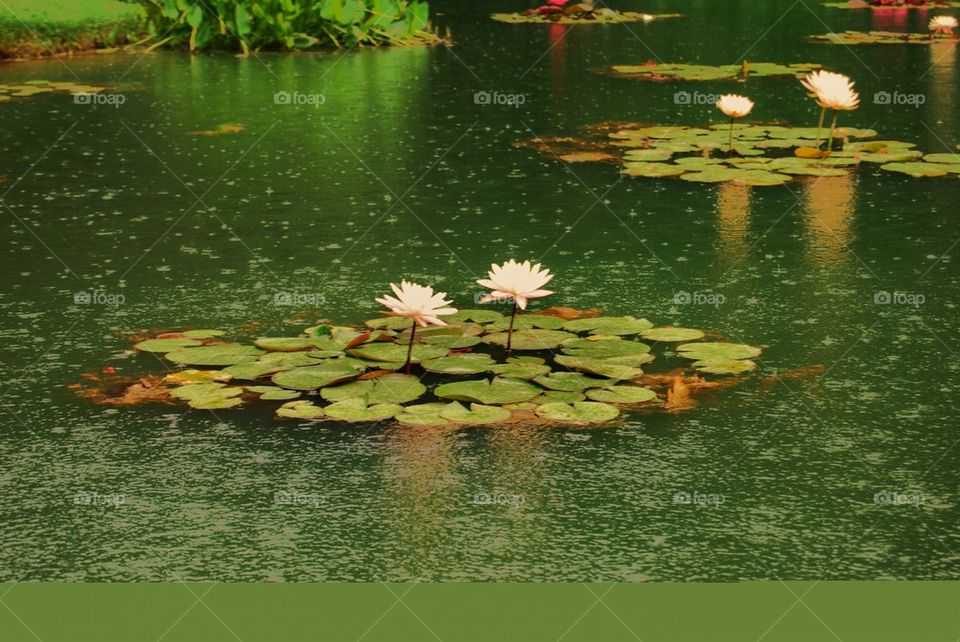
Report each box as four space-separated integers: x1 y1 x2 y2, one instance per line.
727 116 736 155
813 106 826 150
506 301 517 358
405 320 417 375
826 109 839 152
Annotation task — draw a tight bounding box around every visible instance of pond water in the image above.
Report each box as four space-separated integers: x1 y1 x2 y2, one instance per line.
1 0 958 582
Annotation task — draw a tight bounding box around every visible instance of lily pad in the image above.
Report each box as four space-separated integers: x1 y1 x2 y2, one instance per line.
488 361 552 379
439 402 512 425
164 369 230 385
170 383 243 410
396 403 453 426
134 338 202 353
320 373 426 404
348 342 447 363
563 316 654 335
323 398 403 422
271 362 360 390
534 372 614 392
533 390 586 404
535 401 620 424
180 329 225 339
482 329 577 350
623 162 687 178
444 309 504 324
245 386 301 401
676 342 762 361
880 162 950 178
924 153 960 164
585 386 657 404
364 316 415 331
640 327 705 342
487 315 566 331
276 400 325 420
561 337 652 359
254 337 320 351
422 354 497 375
166 344 264 366
434 377 542 405
553 355 643 380
420 334 482 349
692 359 757 375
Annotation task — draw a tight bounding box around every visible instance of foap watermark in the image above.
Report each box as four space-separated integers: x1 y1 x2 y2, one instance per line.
73 290 125 306
873 91 926 108
274 291 327 306
73 92 126 108
673 290 726 306
673 491 726 507
274 490 326 507
473 90 527 108
874 490 924 508
473 491 525 506
73 491 125 507
274 91 326 107
472 291 513 306
873 291 924 307
674 90 720 106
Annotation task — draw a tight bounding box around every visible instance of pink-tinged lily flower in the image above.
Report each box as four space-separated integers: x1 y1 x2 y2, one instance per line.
929 15 959 36
546 0 569 5
800 70 860 151
477 259 554 311
376 280 457 372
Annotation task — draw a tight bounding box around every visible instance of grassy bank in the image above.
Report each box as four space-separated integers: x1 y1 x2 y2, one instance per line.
0 0 145 59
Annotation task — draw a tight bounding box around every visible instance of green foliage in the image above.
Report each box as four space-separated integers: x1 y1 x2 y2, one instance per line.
0 0 144 58
135 0 440 52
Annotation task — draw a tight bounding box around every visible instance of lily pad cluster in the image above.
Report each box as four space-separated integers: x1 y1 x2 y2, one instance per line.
811 31 960 44
525 123 960 186
0 80 108 103
491 10 681 25
129 314 763 427
610 62 822 82
823 1 960 8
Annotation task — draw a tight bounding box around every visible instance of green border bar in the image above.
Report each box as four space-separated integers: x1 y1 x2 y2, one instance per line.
1 582 957 641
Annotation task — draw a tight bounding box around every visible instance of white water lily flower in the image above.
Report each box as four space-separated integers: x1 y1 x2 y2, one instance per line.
716 94 754 118
929 15 958 35
477 259 554 310
800 70 860 111
376 280 457 327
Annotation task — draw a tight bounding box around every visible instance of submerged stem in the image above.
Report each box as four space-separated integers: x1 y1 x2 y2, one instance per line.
405 320 417 375
506 302 518 358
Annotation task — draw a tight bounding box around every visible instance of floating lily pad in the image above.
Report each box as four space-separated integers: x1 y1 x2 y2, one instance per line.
276 400 325 420
245 386 301 401
641 327 705 342
164 369 230 385
624 148 674 161
880 162 950 178
811 30 952 45
434 377 542 405
420 334 482 349
396 403 453 426
422 354 497 375
534 372 613 392
181 329 225 339
491 10 682 25
320 373 426 404
254 337 319 351
553 356 642 380
439 402 512 425
535 401 620 424
134 338 203 353
924 153 960 164
623 162 687 178
488 361 552 379
271 362 360 390
533 390 586 404
563 316 654 335
482 329 577 350
586 386 658 404
487 315 566 331
364 316 414 331
611 61 821 81
561 337 652 359
170 383 243 409
444 309 504 324
348 342 447 363
692 359 758 375
166 344 264 366
676 342 762 361
323 398 403 422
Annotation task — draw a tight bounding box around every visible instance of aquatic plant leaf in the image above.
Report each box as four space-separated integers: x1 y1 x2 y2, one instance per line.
420 335 482 349
164 369 230 384
487 315 566 331
422 354 497 375
323 398 403 422
434 377 542 405
640 327 705 342
276 400 325 420
254 337 321 351
534 372 614 392
623 162 687 178
924 153 960 164
488 362 552 379
396 403 453 426
444 309 504 324
552 356 642 380
364 316 414 331
439 402 512 425
181 329 225 339
533 390 586 404
348 342 447 363
561 337 652 359
320 373 426 404
535 401 620 424
563 316 653 335
166 344 264 366
676 342 761 361
880 162 950 177
586 386 657 403
271 362 360 390
170 383 243 409
692 359 757 374
491 11 682 25
135 338 202 352
245 386 301 401
624 149 674 161
482 329 577 350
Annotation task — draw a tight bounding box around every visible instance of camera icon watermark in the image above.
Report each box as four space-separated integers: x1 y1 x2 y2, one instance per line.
274 91 326 107
73 290 125 306
472 291 515 306
274 490 325 507
873 91 925 108
73 490 125 507
874 490 924 508
672 491 726 506
273 291 327 306
673 290 726 306
473 90 527 108
473 491 525 506
674 90 720 106
73 92 126 108
873 291 924 307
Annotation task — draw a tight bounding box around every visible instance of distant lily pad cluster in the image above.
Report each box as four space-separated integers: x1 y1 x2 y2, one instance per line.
610 62 822 81
130 312 763 427
0 79 107 102
491 10 681 25
823 1 960 8
811 31 960 44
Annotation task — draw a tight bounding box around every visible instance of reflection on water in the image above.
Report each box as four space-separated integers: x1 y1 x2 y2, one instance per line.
871 7 910 31
802 174 856 267
716 181 751 263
